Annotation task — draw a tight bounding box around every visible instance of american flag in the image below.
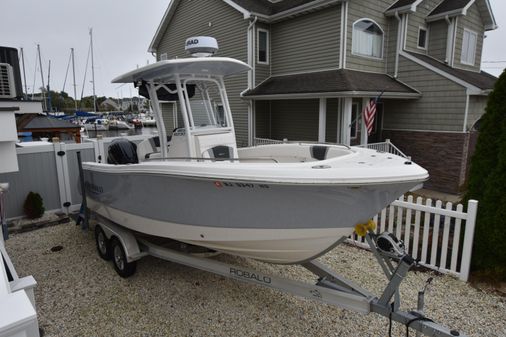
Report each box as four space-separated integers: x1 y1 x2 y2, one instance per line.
362 98 377 136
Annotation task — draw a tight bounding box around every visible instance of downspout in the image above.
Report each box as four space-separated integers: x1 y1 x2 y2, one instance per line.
394 11 402 78
244 15 257 146
339 2 345 68
342 1 348 69
247 16 258 89
445 15 455 66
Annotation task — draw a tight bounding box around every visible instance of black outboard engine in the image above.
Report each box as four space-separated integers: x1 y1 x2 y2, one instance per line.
107 139 139 165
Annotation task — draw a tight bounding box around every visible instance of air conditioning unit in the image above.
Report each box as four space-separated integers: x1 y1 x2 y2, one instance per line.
0 63 16 99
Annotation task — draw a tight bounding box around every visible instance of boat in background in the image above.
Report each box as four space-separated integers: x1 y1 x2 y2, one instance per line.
141 115 156 127
83 37 428 264
108 118 133 130
83 118 109 131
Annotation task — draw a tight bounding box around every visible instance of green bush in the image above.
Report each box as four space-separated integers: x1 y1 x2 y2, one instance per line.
465 69 506 281
23 191 45 219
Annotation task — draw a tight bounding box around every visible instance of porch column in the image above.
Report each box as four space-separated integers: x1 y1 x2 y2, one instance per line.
318 98 326 143
341 97 352 146
361 97 369 145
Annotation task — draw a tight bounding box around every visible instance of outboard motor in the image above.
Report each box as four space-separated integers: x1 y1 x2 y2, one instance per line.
107 139 139 165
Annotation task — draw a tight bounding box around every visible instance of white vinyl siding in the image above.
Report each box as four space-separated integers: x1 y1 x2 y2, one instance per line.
352 19 383 59
257 29 269 64
461 29 477 66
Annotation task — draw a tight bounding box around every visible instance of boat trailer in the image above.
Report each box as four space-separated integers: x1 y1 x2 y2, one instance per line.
89 215 465 337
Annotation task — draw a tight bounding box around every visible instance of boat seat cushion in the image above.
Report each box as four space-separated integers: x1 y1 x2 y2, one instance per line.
204 145 234 160
137 138 157 161
310 145 329 161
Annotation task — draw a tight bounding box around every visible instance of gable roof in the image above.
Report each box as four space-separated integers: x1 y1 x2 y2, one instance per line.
405 51 497 91
242 69 420 99
16 114 81 130
429 0 473 15
426 0 497 30
385 0 423 15
226 0 315 16
149 0 343 52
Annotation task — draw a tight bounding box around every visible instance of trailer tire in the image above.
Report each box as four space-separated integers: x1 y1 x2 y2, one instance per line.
95 226 112 260
111 237 137 278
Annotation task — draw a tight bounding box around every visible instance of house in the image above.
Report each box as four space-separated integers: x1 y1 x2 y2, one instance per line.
147 0 497 193
16 113 82 143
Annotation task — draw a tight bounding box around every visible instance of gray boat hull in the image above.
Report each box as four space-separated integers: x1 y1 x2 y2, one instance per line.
84 169 415 263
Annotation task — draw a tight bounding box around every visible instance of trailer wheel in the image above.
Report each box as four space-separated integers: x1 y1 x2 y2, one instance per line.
95 226 111 260
111 237 137 278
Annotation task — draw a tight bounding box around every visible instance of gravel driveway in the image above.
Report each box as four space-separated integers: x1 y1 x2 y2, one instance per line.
5 223 506 337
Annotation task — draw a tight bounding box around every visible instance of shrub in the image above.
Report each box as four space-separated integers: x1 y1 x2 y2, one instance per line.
23 191 45 219
465 69 506 281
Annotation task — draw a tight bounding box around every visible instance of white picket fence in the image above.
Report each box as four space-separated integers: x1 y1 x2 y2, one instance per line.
349 195 478 282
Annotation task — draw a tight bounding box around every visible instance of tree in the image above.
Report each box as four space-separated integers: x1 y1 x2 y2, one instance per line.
465 69 506 281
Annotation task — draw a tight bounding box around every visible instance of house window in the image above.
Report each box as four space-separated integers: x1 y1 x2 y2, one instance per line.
257 29 269 64
352 19 384 59
418 27 427 49
159 53 168 61
461 29 477 65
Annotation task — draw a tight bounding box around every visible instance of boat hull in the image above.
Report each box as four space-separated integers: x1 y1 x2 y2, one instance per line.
84 169 416 263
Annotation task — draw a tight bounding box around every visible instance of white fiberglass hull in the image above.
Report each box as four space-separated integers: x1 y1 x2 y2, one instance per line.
83 146 427 263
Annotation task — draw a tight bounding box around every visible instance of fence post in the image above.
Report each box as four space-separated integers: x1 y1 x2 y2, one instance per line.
53 139 69 214
459 200 478 282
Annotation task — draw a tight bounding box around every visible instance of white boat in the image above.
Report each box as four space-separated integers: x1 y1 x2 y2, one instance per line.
108 119 133 130
141 116 156 127
83 39 428 264
83 118 109 131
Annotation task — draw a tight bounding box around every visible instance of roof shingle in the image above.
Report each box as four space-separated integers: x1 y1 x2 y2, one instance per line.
243 69 419 97
406 51 497 90
386 0 419 11
429 0 473 16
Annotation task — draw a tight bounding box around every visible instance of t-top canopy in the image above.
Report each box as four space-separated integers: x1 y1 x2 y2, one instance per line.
111 57 251 84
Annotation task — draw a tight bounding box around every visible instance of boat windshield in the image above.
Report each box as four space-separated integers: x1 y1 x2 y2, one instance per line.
184 80 228 129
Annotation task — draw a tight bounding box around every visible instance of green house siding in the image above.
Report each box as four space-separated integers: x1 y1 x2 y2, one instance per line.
405 0 441 53
326 98 339 143
454 3 485 72
271 6 341 75
255 100 271 139
383 56 467 131
427 20 448 62
346 0 390 73
386 18 398 75
153 0 250 146
270 100 319 141
161 102 176 134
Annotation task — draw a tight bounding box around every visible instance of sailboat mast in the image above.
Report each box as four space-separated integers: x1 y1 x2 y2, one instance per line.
90 28 96 112
71 48 77 111
20 48 28 99
47 60 52 113
37 44 46 111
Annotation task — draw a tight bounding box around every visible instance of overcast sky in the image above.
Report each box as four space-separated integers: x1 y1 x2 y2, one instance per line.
1 0 505 99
